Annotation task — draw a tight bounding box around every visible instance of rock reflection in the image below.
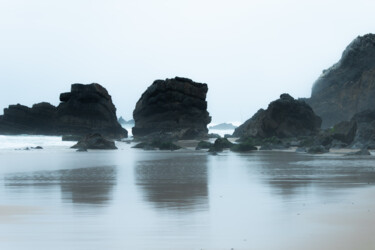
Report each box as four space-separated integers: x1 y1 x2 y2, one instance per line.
135 155 208 211
4 166 117 205
254 151 375 198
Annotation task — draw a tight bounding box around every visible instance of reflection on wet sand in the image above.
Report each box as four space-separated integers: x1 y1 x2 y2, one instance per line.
4 166 117 205
135 154 208 211
253 151 375 198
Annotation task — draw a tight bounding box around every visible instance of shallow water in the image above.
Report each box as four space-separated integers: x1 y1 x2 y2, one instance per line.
0 136 375 249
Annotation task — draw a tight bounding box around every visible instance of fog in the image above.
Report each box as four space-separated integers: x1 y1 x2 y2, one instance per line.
0 0 374 123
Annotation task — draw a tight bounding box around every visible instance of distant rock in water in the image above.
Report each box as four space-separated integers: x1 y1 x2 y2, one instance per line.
118 116 126 125
233 94 321 138
306 34 375 128
118 117 134 126
0 83 127 139
209 123 237 130
132 77 211 140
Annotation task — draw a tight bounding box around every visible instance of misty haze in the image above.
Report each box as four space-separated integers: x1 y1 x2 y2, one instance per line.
1 1 375 250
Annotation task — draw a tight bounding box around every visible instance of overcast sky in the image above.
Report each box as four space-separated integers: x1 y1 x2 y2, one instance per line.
0 0 374 124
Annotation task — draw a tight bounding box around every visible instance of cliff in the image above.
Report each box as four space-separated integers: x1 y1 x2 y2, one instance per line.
307 34 375 128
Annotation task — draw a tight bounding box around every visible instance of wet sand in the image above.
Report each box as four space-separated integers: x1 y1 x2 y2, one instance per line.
0 138 375 249
0 205 41 223
287 187 375 250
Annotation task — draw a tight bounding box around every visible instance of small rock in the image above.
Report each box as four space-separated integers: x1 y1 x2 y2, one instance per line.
209 138 233 152
132 140 181 151
195 141 213 150
71 133 117 150
307 145 328 154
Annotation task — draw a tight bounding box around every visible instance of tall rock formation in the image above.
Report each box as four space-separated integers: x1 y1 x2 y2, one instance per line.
56 83 127 138
307 33 375 128
0 83 127 138
233 94 321 138
132 77 211 140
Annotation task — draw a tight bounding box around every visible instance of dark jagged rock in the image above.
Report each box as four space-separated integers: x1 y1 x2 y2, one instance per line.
233 94 321 139
330 120 357 144
209 123 237 130
57 83 127 138
0 83 127 139
132 140 181 151
208 138 233 152
0 102 57 134
71 133 117 150
306 34 375 128
307 145 329 154
230 142 257 152
311 120 357 149
195 141 213 150
132 77 211 140
350 110 375 149
296 110 374 150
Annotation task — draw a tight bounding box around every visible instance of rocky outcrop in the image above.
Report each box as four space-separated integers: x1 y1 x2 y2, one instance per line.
330 120 357 144
306 34 375 128
306 109 375 150
0 83 127 139
209 123 237 130
132 77 211 140
132 140 181 151
71 133 117 150
350 110 375 149
0 102 57 134
118 117 134 126
233 94 321 138
56 83 127 138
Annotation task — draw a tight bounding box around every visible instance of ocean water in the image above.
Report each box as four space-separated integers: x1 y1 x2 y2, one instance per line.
0 136 375 250
121 124 235 138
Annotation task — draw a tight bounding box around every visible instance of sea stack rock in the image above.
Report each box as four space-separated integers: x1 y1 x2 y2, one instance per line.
0 83 127 139
132 77 211 140
233 94 321 138
57 83 127 138
307 34 375 128
0 102 57 134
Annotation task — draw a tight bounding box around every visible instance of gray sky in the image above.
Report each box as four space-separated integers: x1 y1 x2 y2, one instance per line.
0 0 374 124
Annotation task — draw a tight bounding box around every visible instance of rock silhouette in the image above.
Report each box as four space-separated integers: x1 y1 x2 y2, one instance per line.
234 94 321 138
0 83 127 139
132 77 211 140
